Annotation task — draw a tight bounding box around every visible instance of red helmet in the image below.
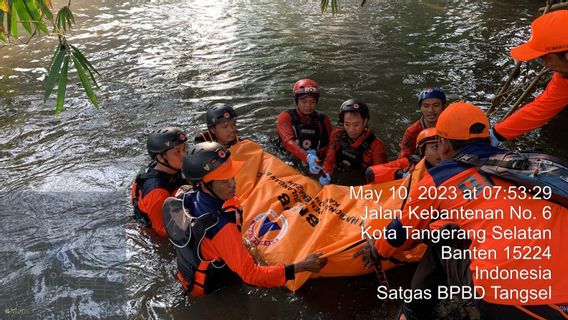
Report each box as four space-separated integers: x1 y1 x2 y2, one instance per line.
293 79 320 101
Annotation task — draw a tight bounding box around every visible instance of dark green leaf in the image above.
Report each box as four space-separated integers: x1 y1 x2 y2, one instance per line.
55 6 65 31
71 48 99 89
47 42 58 70
321 0 327 12
72 54 99 108
66 6 74 27
56 54 68 115
0 12 5 41
70 45 99 75
44 44 64 101
0 12 4 40
13 0 31 34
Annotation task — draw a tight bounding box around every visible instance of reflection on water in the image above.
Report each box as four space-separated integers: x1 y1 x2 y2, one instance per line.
0 0 561 318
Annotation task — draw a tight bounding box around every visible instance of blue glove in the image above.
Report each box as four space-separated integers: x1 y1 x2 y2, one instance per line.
319 173 332 185
489 128 502 147
306 151 322 174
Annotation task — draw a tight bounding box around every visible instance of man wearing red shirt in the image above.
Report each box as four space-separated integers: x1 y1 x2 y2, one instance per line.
399 88 447 158
320 99 387 185
276 78 333 174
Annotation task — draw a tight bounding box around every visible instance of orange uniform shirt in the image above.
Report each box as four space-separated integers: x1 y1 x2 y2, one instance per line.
367 157 411 184
199 224 288 288
399 118 426 158
132 167 182 237
494 72 568 140
137 188 171 237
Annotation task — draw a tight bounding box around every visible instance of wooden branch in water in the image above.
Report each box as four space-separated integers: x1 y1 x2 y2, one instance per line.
502 66 550 121
539 2 568 13
487 61 522 115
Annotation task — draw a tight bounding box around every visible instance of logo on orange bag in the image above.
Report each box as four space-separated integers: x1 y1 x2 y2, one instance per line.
246 209 288 246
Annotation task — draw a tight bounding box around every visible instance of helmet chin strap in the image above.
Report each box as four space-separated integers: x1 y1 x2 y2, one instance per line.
155 153 178 172
203 182 224 202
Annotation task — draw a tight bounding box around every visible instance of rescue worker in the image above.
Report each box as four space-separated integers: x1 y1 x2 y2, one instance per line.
399 88 447 158
131 127 187 237
492 10 568 144
168 142 327 297
366 128 440 184
356 102 568 319
195 103 240 147
276 78 333 175
320 99 387 185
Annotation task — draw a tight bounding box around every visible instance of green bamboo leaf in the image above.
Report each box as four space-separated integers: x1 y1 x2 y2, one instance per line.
71 49 99 89
44 45 64 101
6 2 10 35
13 0 31 34
9 2 18 37
72 54 99 108
47 42 58 70
66 7 74 28
37 20 47 33
55 6 65 31
70 45 99 75
321 0 328 12
0 12 4 40
0 11 5 41
23 0 48 34
38 0 52 21
56 54 68 115
56 8 61 30
23 0 40 21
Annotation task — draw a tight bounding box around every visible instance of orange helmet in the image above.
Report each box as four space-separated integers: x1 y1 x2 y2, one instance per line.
416 128 437 155
511 10 568 61
435 102 489 140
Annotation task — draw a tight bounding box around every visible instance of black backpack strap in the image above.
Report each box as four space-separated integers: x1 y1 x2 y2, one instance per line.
132 163 159 227
357 131 376 153
286 108 300 125
314 111 329 146
338 130 349 150
286 109 301 139
455 152 530 170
